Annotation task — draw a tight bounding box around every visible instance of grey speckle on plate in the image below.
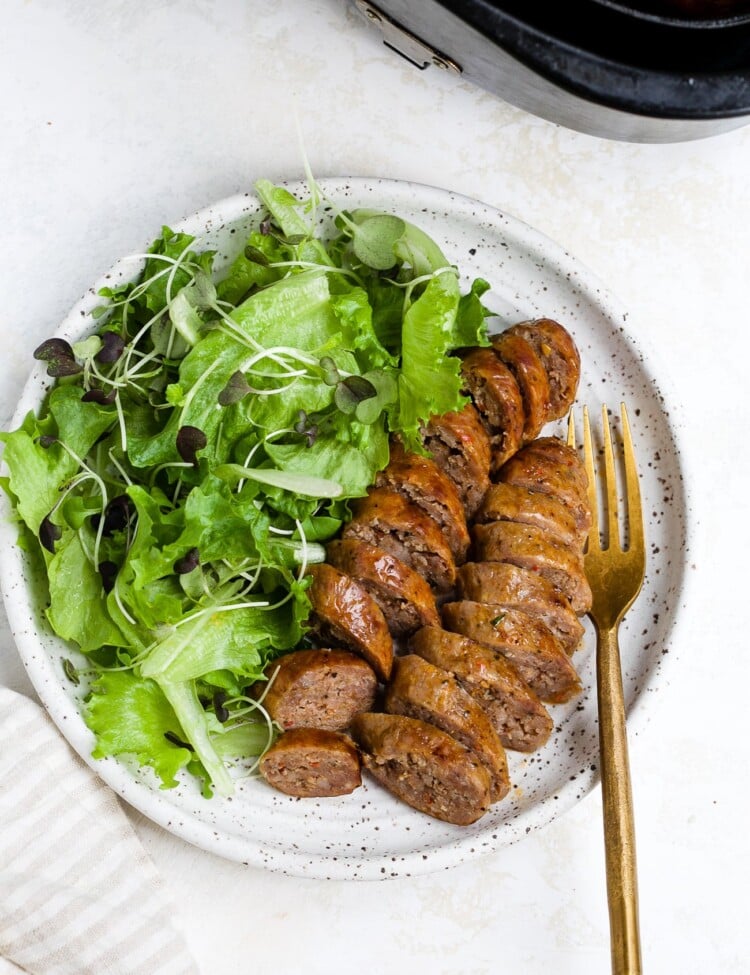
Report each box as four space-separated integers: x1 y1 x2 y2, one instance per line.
0 178 691 880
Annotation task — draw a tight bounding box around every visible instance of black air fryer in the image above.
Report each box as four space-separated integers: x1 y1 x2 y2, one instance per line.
352 0 750 141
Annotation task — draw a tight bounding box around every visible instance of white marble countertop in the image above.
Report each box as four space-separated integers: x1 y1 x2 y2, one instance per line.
2 1 748 972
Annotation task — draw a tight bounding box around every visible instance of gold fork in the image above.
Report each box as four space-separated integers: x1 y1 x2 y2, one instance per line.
568 404 645 975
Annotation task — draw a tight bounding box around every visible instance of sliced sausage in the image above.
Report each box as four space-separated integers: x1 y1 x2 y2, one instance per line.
491 331 551 442
326 539 439 638
306 563 394 680
457 562 585 654
254 649 378 731
376 440 470 562
408 625 553 752
421 405 491 517
475 482 580 549
498 437 592 538
343 487 456 593
460 348 525 472
472 521 592 614
259 728 362 798
507 319 581 420
385 654 510 801
350 712 492 826
442 601 582 704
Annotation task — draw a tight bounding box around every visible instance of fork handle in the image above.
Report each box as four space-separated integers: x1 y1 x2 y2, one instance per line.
597 624 642 975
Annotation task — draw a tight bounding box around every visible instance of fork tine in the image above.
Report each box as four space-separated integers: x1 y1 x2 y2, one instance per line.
601 405 620 551
620 402 644 558
566 410 576 449
581 406 600 549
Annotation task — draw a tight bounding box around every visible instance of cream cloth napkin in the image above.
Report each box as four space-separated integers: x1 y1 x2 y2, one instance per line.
0 687 200 975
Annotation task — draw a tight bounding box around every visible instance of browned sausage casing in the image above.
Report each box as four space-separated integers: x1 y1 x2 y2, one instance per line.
442 601 582 704
351 712 492 826
259 728 362 798
507 319 581 420
385 654 510 801
457 562 585 654
491 332 551 442
421 405 491 517
254 649 378 731
343 487 456 593
475 482 580 549
306 563 394 681
460 348 525 472
472 521 592 614
376 440 470 562
408 625 553 752
498 437 592 538
326 539 439 638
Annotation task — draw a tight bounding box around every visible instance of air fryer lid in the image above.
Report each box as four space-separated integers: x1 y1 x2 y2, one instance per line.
439 0 750 118
592 0 750 27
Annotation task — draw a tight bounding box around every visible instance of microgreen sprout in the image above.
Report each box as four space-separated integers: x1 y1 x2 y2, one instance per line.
174 548 200 575
176 426 208 467
5 175 494 798
33 338 82 378
164 730 194 751
62 657 80 686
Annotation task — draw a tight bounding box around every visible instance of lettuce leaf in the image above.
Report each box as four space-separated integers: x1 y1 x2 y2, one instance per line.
86 671 195 789
3 178 497 799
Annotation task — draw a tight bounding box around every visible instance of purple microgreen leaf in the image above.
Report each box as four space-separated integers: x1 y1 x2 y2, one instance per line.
33 338 82 377
334 375 377 414
294 410 319 447
82 387 117 405
96 332 125 363
164 731 194 751
39 515 62 553
102 495 133 534
98 561 118 594
62 657 80 686
218 371 252 407
174 547 200 575
176 426 207 467
213 691 229 723
244 245 270 266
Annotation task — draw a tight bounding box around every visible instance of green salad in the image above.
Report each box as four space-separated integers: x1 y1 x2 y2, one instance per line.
1 178 492 797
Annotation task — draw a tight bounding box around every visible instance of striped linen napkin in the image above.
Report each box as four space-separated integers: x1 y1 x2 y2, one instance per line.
0 686 199 975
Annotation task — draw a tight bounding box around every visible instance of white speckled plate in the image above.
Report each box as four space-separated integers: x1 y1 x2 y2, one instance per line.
0 178 691 880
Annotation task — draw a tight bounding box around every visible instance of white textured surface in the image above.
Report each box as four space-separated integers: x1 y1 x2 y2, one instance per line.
0 0 748 970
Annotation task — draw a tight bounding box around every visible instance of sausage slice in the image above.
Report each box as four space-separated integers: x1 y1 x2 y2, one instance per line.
254 649 378 731
441 601 582 704
491 332 551 442
421 405 491 516
259 728 362 798
326 539 439 638
498 437 592 538
376 440 470 562
343 487 456 593
460 348 525 472
507 319 581 420
408 625 553 752
385 654 510 801
350 712 492 826
475 482 580 549
457 562 585 654
472 521 592 614
306 563 394 680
